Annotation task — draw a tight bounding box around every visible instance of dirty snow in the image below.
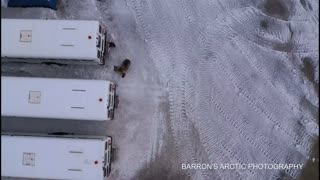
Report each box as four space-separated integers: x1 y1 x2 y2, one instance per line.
1 0 319 179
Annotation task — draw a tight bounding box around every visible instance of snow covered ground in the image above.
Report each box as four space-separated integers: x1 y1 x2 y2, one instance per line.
1 0 319 179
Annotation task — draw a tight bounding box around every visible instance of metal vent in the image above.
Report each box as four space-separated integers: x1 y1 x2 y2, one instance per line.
20 30 32 42
28 91 41 104
23 152 35 166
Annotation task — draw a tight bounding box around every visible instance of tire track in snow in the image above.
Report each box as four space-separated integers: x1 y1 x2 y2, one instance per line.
195 55 293 179
149 0 229 179
209 40 314 158
232 36 319 135
180 63 247 180
168 24 219 180
175 15 302 179
181 26 259 179
129 0 218 178
200 9 317 156
207 60 304 178
224 6 314 137
128 0 175 81
227 6 318 53
195 29 305 178
166 1 256 178
228 59 316 148
194 71 249 179
124 0 179 167
125 0 318 179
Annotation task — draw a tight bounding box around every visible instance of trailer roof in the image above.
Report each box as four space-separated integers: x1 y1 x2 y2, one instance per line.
1 134 108 180
1 19 100 60
1 76 112 121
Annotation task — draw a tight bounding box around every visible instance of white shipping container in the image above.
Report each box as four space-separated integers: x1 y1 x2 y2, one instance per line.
1 133 113 179
1 76 117 121
1 19 109 64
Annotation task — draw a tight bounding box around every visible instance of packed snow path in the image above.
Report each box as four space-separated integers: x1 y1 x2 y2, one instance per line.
1 0 319 179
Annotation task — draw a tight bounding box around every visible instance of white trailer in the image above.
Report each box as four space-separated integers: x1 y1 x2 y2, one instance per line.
1 133 113 180
1 19 110 64
1 76 117 121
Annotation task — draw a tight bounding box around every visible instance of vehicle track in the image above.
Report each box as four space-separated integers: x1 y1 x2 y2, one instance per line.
232 36 319 133
195 29 307 179
227 7 318 54
127 1 218 179
125 0 319 179
211 43 314 157
201 9 317 152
